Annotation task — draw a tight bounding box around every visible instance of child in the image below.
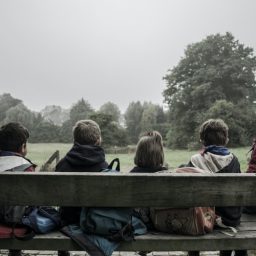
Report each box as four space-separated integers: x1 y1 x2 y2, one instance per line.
0 122 36 256
130 131 167 173
130 131 167 256
56 119 108 256
187 119 246 256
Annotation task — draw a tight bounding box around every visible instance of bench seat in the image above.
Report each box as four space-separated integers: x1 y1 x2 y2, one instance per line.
0 214 255 252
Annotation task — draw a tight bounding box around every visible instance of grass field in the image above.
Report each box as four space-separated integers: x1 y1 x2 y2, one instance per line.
27 143 251 172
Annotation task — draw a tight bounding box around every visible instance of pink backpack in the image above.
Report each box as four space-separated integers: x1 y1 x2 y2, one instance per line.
150 167 216 235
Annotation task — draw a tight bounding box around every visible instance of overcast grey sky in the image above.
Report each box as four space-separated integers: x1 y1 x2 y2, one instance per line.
0 0 256 113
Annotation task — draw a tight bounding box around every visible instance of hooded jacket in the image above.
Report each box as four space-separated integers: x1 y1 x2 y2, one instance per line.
0 150 36 172
56 143 108 225
56 143 108 172
188 151 242 227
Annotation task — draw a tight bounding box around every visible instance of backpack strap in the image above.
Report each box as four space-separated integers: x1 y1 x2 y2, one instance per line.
215 217 237 237
61 225 105 256
107 158 120 172
108 222 134 242
38 206 61 227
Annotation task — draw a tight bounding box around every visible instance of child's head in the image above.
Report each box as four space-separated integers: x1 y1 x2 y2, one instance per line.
0 122 29 156
134 131 164 168
73 119 101 145
199 119 229 146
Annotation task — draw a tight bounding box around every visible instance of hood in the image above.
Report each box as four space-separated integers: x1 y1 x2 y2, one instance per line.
65 143 106 167
191 152 234 173
0 155 33 172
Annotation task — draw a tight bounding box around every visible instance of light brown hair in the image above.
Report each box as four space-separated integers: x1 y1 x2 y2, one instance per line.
73 119 101 145
134 131 164 168
199 119 229 146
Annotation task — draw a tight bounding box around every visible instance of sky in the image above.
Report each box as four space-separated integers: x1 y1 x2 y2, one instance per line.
0 0 256 113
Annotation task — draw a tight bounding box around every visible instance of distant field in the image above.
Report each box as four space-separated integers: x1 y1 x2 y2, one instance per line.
27 143 250 172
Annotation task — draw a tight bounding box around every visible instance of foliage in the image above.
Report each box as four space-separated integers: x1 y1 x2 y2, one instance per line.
0 93 22 123
69 98 95 124
125 101 168 143
3 103 36 130
90 113 128 147
99 102 121 123
163 32 256 148
59 119 73 143
124 101 144 143
41 105 69 125
201 100 256 146
30 121 61 143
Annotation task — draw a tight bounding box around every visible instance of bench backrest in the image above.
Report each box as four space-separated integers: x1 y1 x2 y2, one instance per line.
0 172 256 207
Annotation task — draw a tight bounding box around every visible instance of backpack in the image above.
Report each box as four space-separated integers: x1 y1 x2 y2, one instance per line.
150 167 216 235
243 139 256 214
101 158 120 172
80 158 135 242
0 206 34 240
80 207 134 241
0 156 35 239
0 205 26 225
247 138 256 173
22 206 61 234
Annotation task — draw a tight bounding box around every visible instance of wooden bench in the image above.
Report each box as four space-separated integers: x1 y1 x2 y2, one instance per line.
0 172 256 253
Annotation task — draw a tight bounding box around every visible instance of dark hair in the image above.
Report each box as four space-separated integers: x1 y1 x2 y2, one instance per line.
199 119 229 146
134 131 164 168
0 122 29 152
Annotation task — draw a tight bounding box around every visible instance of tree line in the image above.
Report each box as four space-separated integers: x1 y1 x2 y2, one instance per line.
1 32 256 148
0 93 169 147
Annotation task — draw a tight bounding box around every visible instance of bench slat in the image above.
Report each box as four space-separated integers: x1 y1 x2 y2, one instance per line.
0 230 256 251
0 172 256 207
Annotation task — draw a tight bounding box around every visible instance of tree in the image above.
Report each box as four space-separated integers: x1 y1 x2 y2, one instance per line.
90 113 128 147
59 98 95 142
30 121 60 143
124 101 144 143
41 105 69 125
69 98 94 124
140 102 158 131
0 93 22 123
99 102 121 123
163 32 256 148
202 100 256 146
3 103 36 130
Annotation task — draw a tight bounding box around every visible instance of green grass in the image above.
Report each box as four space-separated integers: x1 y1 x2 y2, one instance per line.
27 143 250 172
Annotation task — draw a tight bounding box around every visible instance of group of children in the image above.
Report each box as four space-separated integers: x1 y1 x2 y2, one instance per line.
0 118 252 256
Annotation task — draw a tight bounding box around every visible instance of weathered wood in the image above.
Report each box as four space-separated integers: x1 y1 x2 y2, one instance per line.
1 230 256 251
0 172 256 207
1 172 256 252
40 150 60 172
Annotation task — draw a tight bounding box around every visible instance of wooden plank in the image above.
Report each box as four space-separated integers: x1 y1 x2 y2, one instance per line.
0 172 256 207
1 230 256 251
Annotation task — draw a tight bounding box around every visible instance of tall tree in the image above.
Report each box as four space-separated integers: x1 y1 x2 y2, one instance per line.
99 102 121 123
3 103 36 130
124 101 144 143
90 113 128 147
0 93 22 123
69 98 94 124
163 32 256 148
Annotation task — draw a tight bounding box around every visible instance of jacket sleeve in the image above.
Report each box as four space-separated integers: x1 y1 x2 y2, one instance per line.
216 155 242 227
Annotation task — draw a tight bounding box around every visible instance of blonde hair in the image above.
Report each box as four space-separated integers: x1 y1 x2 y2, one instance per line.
199 119 229 146
134 131 164 168
73 119 101 145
